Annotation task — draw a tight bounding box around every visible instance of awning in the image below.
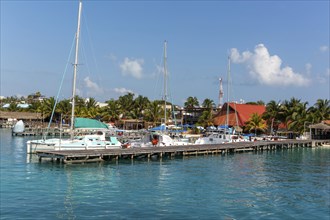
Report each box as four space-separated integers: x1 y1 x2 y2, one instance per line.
74 118 108 129
149 124 166 131
309 122 330 130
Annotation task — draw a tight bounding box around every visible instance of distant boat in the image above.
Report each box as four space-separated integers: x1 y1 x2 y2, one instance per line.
194 57 248 145
127 131 189 148
124 41 189 148
12 120 25 133
195 132 230 145
26 1 121 153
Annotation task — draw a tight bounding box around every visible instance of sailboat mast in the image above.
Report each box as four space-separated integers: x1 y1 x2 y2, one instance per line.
226 56 230 134
70 0 82 138
163 40 168 126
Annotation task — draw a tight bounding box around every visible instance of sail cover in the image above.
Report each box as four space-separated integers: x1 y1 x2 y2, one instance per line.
74 118 109 129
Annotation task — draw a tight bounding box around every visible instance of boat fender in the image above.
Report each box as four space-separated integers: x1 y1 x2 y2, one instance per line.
152 139 158 145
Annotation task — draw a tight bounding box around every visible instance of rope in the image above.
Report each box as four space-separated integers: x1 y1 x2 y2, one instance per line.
45 35 76 139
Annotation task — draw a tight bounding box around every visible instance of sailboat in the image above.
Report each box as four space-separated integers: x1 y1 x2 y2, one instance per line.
26 1 121 153
126 41 189 148
194 57 237 145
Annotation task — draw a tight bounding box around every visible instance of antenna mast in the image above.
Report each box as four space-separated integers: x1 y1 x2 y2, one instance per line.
219 77 224 108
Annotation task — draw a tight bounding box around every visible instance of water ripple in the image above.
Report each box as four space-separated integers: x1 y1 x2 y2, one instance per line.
1 129 329 219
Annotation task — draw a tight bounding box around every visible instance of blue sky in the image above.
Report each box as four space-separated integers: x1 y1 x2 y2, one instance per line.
1 0 329 107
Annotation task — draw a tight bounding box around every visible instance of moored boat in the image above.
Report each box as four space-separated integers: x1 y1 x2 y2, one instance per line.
25 1 121 153
27 131 121 153
12 120 25 133
126 131 190 148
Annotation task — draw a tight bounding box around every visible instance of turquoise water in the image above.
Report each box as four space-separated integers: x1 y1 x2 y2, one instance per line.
1 129 329 220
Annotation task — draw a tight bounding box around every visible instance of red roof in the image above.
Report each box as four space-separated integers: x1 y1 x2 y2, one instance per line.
323 120 330 125
213 102 266 127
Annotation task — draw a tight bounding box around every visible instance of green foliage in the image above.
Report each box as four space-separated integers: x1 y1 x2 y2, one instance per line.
202 98 215 109
184 96 199 109
262 100 281 134
245 113 267 135
101 99 120 122
246 100 265 105
308 99 330 123
2 91 329 135
143 101 163 126
197 110 213 128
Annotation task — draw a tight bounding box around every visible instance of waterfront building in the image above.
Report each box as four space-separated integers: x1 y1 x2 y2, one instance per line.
212 102 266 129
0 111 45 128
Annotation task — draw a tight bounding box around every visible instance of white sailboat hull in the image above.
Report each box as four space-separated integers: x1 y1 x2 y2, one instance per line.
26 135 122 154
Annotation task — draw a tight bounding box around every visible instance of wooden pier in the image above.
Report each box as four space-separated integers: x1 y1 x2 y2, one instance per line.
36 139 330 164
12 128 70 137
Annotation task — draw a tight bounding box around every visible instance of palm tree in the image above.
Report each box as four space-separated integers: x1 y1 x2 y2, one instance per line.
7 96 20 103
28 101 41 113
85 97 98 110
197 98 215 128
263 100 281 134
246 100 265 105
117 93 135 119
57 99 71 121
144 101 163 126
75 106 86 118
308 99 330 123
133 95 150 119
197 110 213 128
82 107 100 119
184 96 199 109
279 98 303 128
82 97 100 119
100 99 121 122
278 98 310 135
74 96 86 109
287 102 309 134
8 103 19 112
39 97 56 121
244 113 267 135
202 98 215 110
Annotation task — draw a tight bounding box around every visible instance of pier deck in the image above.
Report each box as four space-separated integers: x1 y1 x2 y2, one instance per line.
36 139 330 164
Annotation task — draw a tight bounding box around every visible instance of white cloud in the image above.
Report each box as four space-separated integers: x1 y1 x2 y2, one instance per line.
320 45 329 52
305 63 312 76
315 68 330 84
106 53 117 62
119 58 144 79
230 48 252 63
113 87 134 95
230 44 310 86
76 88 82 96
84 77 103 94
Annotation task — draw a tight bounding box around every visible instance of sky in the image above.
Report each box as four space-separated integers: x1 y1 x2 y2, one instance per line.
1 0 329 107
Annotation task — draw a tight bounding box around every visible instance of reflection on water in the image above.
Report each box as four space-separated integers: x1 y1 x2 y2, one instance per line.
1 129 330 219
56 168 76 220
